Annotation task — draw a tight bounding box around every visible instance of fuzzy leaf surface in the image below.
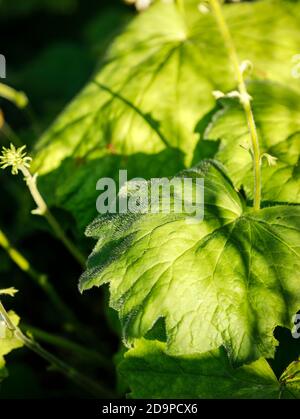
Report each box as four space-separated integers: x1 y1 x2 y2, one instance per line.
80 160 300 365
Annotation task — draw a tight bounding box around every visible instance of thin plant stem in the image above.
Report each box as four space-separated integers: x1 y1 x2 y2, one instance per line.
0 122 23 146
0 301 114 398
20 165 86 267
209 0 261 210
0 228 77 326
22 323 111 372
0 82 28 109
0 228 101 347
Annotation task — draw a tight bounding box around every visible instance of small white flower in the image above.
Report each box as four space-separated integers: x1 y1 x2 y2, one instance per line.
136 0 152 10
212 90 226 100
261 153 278 167
198 2 210 14
0 144 32 175
124 0 153 11
212 90 252 104
239 60 253 76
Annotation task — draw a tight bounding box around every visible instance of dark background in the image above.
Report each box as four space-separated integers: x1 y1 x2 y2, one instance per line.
0 0 131 399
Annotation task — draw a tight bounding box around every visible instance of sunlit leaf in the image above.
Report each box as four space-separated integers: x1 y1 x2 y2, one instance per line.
80 160 300 366
199 82 300 203
33 0 300 230
0 311 23 383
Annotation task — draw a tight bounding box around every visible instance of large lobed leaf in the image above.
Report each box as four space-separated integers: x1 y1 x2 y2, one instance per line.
119 338 300 399
80 160 300 366
32 0 300 230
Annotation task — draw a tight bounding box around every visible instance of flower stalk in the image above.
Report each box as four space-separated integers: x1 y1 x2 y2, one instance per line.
21 323 111 371
209 0 262 210
0 144 85 266
0 228 77 327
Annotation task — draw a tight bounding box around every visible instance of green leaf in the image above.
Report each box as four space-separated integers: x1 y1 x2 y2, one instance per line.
0 311 23 383
80 160 300 366
33 0 300 230
280 358 300 384
118 338 281 399
279 358 300 399
199 81 300 203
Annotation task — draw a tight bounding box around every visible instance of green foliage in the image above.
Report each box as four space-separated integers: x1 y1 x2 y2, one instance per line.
280 358 300 398
199 82 300 203
80 160 300 366
33 0 300 231
1 0 300 400
0 312 23 383
119 338 300 399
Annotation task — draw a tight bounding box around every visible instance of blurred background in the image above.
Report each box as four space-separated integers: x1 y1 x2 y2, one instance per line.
0 0 133 399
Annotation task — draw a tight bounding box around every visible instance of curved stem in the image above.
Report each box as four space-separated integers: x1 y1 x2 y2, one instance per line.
209 0 261 210
0 301 114 398
0 82 28 109
22 324 111 372
0 228 76 326
20 166 86 267
0 228 100 347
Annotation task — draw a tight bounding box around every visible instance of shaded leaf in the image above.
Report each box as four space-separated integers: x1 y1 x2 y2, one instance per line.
119 338 281 399
279 358 300 399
